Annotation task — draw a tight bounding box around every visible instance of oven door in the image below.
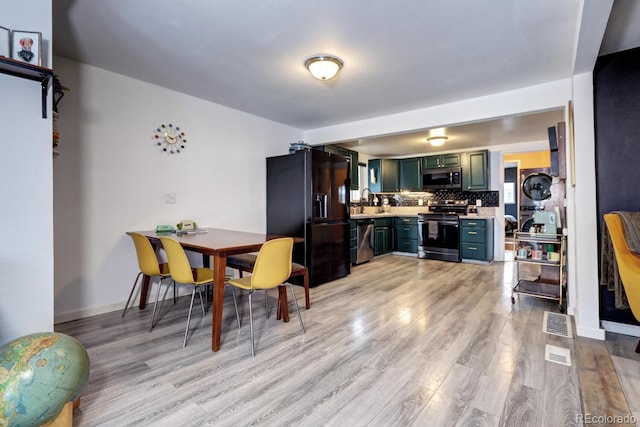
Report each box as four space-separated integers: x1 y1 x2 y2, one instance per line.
418 216 460 262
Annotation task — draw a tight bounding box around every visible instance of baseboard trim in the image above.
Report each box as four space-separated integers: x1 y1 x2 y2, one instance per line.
55 302 124 325
601 320 640 338
54 286 193 325
576 324 606 340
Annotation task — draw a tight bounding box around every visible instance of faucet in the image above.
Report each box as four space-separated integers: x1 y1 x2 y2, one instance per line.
360 188 371 213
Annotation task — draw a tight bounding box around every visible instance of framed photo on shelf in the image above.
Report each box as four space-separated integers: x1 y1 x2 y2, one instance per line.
0 26 10 58
11 30 42 66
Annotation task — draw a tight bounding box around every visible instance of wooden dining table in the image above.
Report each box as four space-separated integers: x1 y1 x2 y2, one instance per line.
127 228 302 352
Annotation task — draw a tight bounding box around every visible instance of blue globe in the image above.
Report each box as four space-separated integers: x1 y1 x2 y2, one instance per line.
0 332 90 426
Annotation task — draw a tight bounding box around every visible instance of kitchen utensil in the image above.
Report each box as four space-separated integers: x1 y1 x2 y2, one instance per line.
381 196 390 212
547 251 560 261
533 211 557 235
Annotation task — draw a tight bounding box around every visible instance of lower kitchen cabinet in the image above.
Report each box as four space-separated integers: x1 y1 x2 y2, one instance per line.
374 218 394 256
350 220 357 264
460 218 494 262
394 216 418 254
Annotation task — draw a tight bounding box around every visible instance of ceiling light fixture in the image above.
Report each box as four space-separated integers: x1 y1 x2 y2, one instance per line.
305 55 344 80
427 136 448 147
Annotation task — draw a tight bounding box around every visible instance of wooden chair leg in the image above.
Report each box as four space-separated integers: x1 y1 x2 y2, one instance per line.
276 290 281 320
276 286 290 322
303 269 310 309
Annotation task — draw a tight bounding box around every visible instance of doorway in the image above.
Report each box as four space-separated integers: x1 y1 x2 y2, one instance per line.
503 151 552 256
504 162 519 254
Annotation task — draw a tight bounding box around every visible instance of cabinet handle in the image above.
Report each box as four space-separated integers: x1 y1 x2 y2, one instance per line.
467 222 477 226
468 247 477 250
403 227 410 231
402 219 411 223
468 231 477 235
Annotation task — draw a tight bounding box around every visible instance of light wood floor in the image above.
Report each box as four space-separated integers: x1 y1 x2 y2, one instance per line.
55 255 640 426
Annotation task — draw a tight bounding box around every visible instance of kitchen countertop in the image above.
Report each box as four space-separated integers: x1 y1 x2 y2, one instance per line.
350 212 496 220
349 206 497 220
350 212 421 219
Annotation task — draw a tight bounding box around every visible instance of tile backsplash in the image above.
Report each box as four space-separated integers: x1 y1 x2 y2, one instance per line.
355 190 499 208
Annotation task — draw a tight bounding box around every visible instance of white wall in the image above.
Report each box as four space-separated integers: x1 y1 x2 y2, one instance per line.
570 71 604 339
0 0 53 345
52 57 302 322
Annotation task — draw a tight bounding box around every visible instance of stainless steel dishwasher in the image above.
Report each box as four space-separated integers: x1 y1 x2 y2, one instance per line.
356 219 375 264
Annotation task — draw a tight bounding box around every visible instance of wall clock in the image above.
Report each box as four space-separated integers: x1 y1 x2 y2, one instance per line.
153 123 186 154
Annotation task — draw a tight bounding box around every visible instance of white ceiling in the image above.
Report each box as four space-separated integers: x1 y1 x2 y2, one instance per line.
53 0 640 157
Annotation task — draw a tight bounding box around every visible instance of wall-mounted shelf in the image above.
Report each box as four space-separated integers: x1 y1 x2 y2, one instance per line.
0 56 53 118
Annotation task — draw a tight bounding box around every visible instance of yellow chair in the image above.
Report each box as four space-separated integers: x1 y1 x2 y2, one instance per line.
604 213 640 351
227 253 311 312
124 233 175 331
159 237 239 347
227 237 305 356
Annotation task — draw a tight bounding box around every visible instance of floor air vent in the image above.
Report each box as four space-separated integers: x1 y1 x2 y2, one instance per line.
543 311 572 338
545 344 571 366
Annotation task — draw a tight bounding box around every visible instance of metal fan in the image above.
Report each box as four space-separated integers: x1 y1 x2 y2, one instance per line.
522 172 552 201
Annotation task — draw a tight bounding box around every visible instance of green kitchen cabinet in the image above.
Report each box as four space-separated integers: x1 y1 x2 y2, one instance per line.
394 216 418 254
374 217 394 256
399 158 422 191
461 150 490 191
460 218 494 262
349 150 359 190
422 153 461 169
368 159 399 193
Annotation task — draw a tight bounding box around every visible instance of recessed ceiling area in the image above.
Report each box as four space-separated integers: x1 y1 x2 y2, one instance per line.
332 109 565 158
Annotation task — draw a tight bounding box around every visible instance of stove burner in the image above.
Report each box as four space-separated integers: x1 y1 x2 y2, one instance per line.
427 199 469 215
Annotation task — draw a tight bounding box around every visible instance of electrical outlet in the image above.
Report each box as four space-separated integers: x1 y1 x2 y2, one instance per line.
164 193 176 204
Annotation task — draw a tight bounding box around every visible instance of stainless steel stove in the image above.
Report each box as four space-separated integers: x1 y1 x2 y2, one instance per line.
418 200 468 262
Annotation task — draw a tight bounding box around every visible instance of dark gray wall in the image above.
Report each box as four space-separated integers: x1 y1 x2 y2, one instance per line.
504 167 518 219
595 46 640 324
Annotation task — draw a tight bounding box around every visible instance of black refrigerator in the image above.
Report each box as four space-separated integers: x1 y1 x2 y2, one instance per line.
266 149 350 287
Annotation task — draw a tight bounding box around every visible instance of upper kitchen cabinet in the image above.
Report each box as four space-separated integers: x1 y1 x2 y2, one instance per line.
322 145 359 191
461 150 490 191
399 157 422 191
422 153 461 169
349 150 359 191
368 159 399 192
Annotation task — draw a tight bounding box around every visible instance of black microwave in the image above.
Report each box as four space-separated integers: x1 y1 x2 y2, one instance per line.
422 167 462 190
